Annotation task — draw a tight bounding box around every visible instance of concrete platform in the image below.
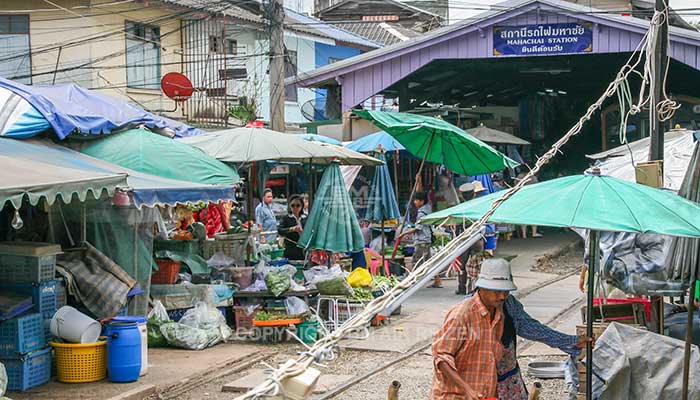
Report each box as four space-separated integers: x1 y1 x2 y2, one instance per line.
10 343 263 400
222 369 354 393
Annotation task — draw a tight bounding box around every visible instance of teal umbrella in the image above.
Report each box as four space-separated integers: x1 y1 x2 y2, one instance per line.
78 128 240 186
364 152 401 222
298 162 364 253
421 170 700 400
364 152 401 272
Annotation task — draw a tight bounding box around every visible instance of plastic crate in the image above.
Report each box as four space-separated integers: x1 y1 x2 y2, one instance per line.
154 238 200 256
0 254 56 284
202 238 246 265
2 347 52 391
0 280 58 320
233 305 261 330
56 280 67 308
0 313 45 357
152 259 182 284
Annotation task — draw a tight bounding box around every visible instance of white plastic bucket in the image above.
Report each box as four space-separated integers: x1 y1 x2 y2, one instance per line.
50 305 101 344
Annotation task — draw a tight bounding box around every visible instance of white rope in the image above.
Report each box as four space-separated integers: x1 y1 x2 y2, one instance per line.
234 17 662 400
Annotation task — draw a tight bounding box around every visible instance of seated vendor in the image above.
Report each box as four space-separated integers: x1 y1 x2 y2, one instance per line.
277 195 307 260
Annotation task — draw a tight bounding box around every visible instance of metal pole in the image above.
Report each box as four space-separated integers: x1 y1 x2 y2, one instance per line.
52 46 62 85
247 164 253 263
649 0 668 162
392 151 399 202
586 230 600 400
392 131 436 259
681 275 698 400
381 218 385 276
268 0 285 132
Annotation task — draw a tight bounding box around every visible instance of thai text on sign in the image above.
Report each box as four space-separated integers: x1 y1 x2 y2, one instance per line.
493 23 593 56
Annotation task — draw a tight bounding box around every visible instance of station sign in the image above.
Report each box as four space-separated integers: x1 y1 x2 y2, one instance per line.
493 22 593 56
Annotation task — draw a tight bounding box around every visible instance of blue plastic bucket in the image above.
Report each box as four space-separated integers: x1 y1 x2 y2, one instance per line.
105 322 141 383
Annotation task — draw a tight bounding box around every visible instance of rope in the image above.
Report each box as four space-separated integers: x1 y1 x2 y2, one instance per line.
234 15 662 400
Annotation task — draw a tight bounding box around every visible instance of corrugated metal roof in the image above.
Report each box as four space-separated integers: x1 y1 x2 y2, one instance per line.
332 21 420 46
285 9 382 49
159 0 381 48
291 0 700 86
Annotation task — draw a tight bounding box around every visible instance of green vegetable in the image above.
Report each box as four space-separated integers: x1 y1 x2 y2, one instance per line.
372 276 399 288
353 287 373 301
147 319 169 347
316 277 355 296
254 311 291 321
265 271 291 297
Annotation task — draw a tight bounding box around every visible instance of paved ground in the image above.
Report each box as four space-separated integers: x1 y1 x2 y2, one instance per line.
8 232 582 400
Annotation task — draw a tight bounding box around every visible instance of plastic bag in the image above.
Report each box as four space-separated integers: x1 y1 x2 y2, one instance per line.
147 300 171 347
347 267 372 288
313 266 355 296
265 271 291 297
243 278 267 292
0 361 6 397
285 296 310 317
160 302 231 350
207 252 237 268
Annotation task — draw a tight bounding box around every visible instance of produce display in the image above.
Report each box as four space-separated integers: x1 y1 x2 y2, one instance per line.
352 287 373 301
254 311 291 321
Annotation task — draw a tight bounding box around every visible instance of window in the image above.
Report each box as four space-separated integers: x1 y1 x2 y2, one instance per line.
284 50 297 102
227 39 238 56
125 21 161 89
0 15 30 84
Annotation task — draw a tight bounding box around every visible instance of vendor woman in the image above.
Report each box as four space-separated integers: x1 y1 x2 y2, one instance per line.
278 194 307 260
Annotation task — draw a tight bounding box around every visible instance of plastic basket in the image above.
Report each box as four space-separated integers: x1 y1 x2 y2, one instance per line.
56 280 67 308
151 259 181 284
0 254 56 283
2 347 52 391
0 280 58 320
154 238 200 256
50 339 107 383
0 313 45 357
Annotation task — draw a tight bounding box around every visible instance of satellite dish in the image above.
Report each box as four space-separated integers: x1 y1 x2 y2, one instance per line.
161 72 194 102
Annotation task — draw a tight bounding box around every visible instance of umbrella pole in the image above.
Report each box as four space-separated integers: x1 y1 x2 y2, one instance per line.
393 132 436 258
392 152 399 202
681 274 698 400
586 230 600 400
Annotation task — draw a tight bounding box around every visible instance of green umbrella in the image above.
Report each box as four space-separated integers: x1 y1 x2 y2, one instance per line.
421 170 700 400
354 110 519 175
421 173 700 236
298 162 364 253
78 129 240 186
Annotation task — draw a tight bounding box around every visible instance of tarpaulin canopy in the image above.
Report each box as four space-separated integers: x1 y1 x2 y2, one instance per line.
345 131 406 153
0 77 205 139
0 138 235 209
420 172 700 237
0 138 127 208
355 110 519 175
76 129 240 186
587 129 696 191
296 133 342 145
465 124 530 145
180 126 382 165
298 162 365 253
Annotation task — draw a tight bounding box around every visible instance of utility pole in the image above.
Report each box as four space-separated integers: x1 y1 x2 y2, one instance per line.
649 0 668 162
649 0 669 337
269 0 285 132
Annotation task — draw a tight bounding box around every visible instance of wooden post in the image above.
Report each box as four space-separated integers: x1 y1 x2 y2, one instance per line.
269 0 285 132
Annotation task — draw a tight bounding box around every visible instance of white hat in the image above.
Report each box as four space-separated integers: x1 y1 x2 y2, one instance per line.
475 258 517 292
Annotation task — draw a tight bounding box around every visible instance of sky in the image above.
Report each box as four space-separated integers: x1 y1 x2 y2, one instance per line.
447 0 700 25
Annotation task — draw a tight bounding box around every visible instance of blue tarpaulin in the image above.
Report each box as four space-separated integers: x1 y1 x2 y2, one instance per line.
346 131 406 153
0 77 204 139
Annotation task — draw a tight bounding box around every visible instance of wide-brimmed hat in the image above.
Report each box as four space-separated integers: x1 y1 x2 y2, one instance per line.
458 182 474 194
472 181 487 193
475 258 517 292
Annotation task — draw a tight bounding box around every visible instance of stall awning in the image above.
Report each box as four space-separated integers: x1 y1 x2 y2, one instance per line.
1 138 235 209
0 77 205 139
0 138 127 208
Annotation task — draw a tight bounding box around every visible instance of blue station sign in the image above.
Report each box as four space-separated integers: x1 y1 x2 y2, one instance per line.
493 22 593 56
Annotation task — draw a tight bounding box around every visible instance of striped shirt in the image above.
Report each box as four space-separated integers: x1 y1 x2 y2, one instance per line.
431 292 504 399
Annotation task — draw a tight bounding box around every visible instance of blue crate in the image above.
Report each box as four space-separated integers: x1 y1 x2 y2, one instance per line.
0 253 56 283
0 313 45 357
2 347 52 391
0 281 58 320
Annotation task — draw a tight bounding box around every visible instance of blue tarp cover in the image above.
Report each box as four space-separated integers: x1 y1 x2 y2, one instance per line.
0 76 204 139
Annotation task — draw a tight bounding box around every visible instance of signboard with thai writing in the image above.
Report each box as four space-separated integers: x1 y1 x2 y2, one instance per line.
493 23 593 56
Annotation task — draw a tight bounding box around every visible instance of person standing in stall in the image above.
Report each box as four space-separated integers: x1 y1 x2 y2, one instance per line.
255 188 278 243
277 195 307 260
398 192 442 287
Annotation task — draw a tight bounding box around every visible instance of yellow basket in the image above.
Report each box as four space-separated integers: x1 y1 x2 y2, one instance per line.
50 338 107 383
